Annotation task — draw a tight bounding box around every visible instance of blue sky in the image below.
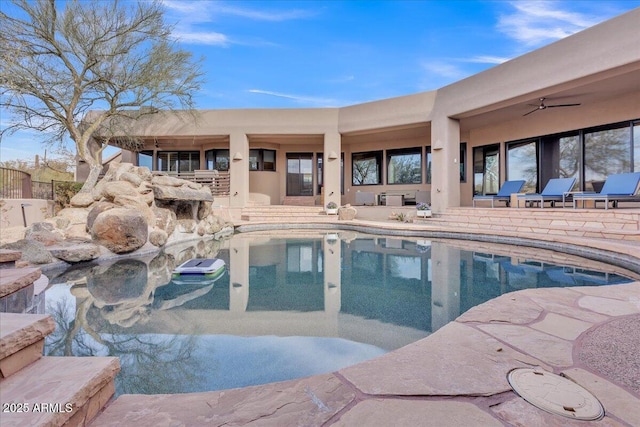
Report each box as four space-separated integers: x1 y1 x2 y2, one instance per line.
1 0 639 163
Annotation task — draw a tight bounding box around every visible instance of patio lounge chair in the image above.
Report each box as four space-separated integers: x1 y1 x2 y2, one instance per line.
517 177 576 208
472 180 525 208
572 172 640 209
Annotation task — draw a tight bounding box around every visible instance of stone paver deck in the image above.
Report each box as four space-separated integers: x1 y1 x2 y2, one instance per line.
92 282 640 426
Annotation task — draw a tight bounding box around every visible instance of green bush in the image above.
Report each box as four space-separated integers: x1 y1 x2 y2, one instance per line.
54 181 83 212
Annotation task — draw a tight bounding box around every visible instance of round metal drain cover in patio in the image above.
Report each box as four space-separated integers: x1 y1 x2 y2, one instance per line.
507 368 604 420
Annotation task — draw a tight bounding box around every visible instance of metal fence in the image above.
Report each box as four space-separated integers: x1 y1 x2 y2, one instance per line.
0 167 32 199
0 167 73 201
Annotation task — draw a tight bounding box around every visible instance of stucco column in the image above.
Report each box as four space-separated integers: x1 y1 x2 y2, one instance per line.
430 115 461 213
323 132 341 209
229 132 249 207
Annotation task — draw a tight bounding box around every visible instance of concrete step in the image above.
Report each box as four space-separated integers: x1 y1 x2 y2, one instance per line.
0 313 54 378
0 250 21 270
0 268 42 314
0 356 120 427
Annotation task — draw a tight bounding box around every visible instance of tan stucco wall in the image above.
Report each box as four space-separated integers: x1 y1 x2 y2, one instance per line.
0 199 55 228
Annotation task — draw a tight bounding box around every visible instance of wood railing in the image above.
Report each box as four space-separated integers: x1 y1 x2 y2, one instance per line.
160 170 231 196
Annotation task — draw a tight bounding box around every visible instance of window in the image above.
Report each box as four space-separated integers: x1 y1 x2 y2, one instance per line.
473 144 500 195
205 149 229 171
352 151 382 185
138 151 153 170
539 133 580 190
426 147 432 184
507 140 537 193
157 151 199 173
387 147 421 184
633 121 639 172
249 149 276 171
460 143 467 182
584 125 631 182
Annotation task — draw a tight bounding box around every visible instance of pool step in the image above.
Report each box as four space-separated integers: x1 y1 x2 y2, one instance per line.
0 356 120 427
0 313 54 378
0 268 121 427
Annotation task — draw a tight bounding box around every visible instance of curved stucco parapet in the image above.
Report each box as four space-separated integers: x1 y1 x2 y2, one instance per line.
435 7 640 118
338 91 437 134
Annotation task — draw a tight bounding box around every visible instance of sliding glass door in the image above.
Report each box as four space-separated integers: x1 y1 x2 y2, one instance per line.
287 153 313 196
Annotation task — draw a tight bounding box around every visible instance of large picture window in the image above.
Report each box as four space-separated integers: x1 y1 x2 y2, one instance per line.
249 149 276 171
387 147 421 184
157 151 199 173
507 140 537 193
585 125 631 182
352 151 382 185
205 149 229 171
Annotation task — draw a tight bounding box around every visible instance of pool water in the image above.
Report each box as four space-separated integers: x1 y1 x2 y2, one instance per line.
43 232 632 396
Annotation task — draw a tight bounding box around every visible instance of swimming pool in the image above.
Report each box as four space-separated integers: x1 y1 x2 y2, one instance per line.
43 231 633 396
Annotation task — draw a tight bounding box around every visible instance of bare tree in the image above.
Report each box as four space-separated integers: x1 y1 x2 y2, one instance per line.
0 0 203 193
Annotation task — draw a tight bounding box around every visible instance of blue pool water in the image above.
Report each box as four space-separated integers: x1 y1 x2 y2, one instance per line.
43 232 633 396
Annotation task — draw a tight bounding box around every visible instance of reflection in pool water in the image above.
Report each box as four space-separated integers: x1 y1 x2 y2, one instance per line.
43 232 632 396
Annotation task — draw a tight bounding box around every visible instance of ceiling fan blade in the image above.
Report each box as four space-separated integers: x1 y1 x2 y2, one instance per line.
546 103 581 108
523 107 540 116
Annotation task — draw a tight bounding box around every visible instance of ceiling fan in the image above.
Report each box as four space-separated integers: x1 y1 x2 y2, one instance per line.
523 97 581 116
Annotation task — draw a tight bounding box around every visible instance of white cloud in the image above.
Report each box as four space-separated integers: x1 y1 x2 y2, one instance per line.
497 1 600 46
421 61 468 80
247 89 343 107
163 1 316 47
464 55 511 65
171 31 229 46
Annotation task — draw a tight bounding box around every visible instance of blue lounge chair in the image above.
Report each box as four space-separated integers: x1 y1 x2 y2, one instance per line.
573 172 640 209
517 177 576 208
472 180 525 208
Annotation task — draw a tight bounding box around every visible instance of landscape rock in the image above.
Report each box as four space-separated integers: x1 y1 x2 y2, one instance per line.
91 208 148 254
69 192 94 207
48 242 101 263
118 171 143 187
338 205 357 220
151 175 188 187
25 222 64 246
152 207 177 236
102 180 137 201
177 219 196 233
87 202 118 231
149 229 168 247
1 239 53 264
153 185 213 202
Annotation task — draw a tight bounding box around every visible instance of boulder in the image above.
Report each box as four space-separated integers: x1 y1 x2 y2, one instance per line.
149 229 168 247
152 207 177 236
198 201 212 220
151 175 188 187
70 191 94 208
118 171 143 187
48 242 101 263
91 208 148 254
87 201 118 231
102 180 138 201
152 185 213 202
338 205 357 220
176 219 196 233
114 195 155 225
25 224 64 246
1 239 53 264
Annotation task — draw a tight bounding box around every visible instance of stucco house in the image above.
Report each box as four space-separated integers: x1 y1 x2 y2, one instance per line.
81 8 640 215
